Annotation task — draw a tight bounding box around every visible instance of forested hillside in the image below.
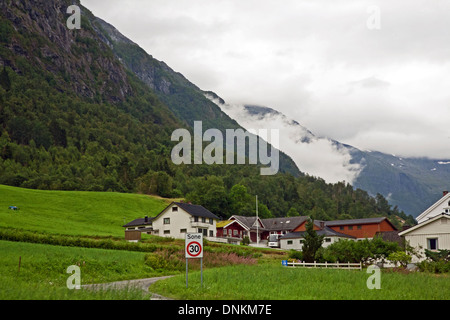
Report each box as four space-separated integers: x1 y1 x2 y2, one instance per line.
0 0 416 227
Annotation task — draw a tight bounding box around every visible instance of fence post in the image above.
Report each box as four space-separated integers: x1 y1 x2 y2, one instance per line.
337 261 339 268
325 261 327 268
348 261 350 269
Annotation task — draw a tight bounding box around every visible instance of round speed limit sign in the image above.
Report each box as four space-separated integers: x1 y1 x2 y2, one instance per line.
185 233 203 259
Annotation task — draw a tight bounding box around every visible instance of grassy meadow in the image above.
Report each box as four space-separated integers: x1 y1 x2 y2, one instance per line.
0 240 160 300
151 264 450 300
0 184 170 236
1 184 449 300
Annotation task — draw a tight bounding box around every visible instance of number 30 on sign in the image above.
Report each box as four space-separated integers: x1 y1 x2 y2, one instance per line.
185 233 203 259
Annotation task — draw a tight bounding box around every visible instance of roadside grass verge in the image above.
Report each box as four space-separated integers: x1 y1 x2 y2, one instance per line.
0 240 166 299
151 264 450 300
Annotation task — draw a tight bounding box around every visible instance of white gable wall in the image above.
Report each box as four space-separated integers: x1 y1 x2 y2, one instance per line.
416 193 450 224
401 215 450 262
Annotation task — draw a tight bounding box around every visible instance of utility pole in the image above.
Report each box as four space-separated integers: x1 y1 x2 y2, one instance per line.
256 195 259 245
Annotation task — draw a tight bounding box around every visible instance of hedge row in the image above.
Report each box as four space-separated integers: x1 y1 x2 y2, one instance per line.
0 227 167 253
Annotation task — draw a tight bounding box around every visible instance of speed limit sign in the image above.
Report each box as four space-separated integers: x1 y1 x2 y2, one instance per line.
185 233 203 259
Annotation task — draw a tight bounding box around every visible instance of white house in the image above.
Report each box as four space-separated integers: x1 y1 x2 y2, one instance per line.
399 213 450 262
415 191 450 224
123 202 221 241
399 191 450 262
279 226 355 251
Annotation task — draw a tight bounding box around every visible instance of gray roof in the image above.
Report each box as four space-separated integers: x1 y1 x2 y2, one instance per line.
174 202 220 220
325 217 389 227
231 216 263 230
280 226 356 240
229 215 309 232
122 216 154 227
262 216 308 231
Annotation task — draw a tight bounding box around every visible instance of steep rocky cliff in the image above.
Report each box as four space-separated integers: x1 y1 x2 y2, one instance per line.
1 0 131 102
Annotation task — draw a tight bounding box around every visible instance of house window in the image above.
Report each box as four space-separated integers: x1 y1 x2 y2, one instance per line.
325 238 331 242
194 216 198 222
340 226 344 230
233 229 238 236
180 229 187 233
164 230 170 235
172 207 178 212
163 218 170 224
287 240 293 245
348 226 353 230
209 230 213 237
428 238 438 250
357 225 362 230
202 217 206 223
209 218 213 225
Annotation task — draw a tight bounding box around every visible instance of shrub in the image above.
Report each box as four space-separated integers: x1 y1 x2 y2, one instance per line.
418 260 450 273
288 249 303 261
321 237 401 264
388 251 412 268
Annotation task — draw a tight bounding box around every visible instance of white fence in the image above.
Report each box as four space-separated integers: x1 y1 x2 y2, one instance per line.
284 260 362 270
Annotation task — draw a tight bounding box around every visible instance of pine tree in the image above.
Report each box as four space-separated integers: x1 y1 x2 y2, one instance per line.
302 219 325 262
0 65 11 91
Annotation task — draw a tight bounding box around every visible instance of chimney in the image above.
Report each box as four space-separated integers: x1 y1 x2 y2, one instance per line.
144 216 148 223
443 191 449 197
319 221 325 229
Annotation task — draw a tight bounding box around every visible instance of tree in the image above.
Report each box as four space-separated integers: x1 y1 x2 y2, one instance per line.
229 184 253 215
287 207 299 217
302 219 324 262
0 66 11 91
388 251 412 268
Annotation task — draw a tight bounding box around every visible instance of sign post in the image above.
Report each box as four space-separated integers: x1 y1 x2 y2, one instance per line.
185 232 203 288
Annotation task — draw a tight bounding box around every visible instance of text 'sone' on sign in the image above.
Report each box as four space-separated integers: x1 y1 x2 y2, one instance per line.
185 233 203 259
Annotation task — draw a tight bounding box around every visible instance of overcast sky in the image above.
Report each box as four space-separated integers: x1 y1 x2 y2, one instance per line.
82 0 450 159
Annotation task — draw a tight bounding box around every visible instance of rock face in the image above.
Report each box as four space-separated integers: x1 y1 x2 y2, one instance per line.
0 0 131 102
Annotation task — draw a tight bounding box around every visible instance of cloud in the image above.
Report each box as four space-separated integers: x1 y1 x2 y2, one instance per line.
208 97 363 184
81 0 450 159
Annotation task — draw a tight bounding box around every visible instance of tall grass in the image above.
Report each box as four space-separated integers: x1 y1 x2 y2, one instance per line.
151 264 450 300
0 240 169 299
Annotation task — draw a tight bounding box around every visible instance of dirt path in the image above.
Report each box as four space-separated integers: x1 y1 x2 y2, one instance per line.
81 276 174 300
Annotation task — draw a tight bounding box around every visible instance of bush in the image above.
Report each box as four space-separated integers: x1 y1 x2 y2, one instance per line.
288 249 303 261
321 237 401 264
418 249 450 273
418 260 450 273
388 251 412 268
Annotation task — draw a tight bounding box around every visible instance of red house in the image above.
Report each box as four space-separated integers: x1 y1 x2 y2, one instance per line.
293 217 397 239
216 219 249 244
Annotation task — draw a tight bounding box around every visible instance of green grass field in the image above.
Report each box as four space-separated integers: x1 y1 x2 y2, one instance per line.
0 184 170 236
0 240 163 300
151 264 450 300
1 184 449 300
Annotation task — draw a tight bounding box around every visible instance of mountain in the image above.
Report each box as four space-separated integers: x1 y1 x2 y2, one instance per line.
91 17 300 177
210 101 450 217
0 0 417 226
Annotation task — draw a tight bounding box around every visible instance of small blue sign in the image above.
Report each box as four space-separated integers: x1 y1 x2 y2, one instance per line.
282 260 288 266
